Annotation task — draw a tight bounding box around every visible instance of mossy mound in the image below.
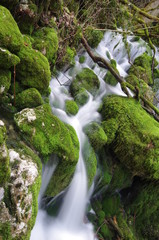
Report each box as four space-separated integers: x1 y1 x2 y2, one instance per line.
101 95 159 180
0 5 24 53
0 70 11 97
74 89 89 106
84 122 107 151
126 180 159 240
0 121 10 186
14 104 79 163
104 59 119 86
16 45 51 94
70 68 100 99
16 88 43 110
85 27 104 48
128 53 158 85
33 27 58 63
0 47 20 69
65 99 79 115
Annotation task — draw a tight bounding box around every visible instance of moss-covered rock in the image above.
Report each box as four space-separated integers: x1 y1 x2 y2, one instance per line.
0 5 24 53
79 55 85 64
83 139 97 187
101 95 159 180
65 99 78 115
85 27 104 48
0 69 11 97
70 68 100 99
104 59 119 86
126 74 154 102
126 180 159 240
128 53 158 85
14 104 79 163
33 27 58 63
0 121 10 186
16 45 51 94
84 122 107 151
0 142 42 240
74 88 89 106
16 88 43 110
0 47 20 69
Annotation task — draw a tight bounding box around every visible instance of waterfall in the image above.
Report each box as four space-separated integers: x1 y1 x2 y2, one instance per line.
30 31 149 240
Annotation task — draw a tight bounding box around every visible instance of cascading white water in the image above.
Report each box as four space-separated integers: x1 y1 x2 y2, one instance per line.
30 31 151 240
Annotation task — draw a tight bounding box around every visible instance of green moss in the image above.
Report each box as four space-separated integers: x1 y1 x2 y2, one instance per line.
65 100 78 115
128 53 158 85
49 0 63 15
0 6 24 53
83 139 97 187
104 59 119 86
0 222 12 240
102 194 121 217
84 122 107 151
101 95 159 180
33 27 58 63
16 45 51 94
59 46 76 68
9 82 24 95
102 118 118 145
70 68 100 98
85 27 104 48
0 47 20 69
16 88 43 110
14 104 79 163
79 56 85 64
0 69 11 97
74 89 89 106
0 123 10 186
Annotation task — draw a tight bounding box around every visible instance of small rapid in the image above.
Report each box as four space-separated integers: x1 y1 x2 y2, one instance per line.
30 31 151 240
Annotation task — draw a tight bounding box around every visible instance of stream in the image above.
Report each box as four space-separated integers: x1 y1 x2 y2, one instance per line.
30 31 155 240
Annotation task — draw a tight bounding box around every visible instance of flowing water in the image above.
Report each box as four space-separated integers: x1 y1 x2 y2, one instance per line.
30 31 152 240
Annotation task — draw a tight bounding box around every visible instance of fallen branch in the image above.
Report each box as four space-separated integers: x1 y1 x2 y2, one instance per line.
81 35 130 97
81 35 159 119
120 0 159 22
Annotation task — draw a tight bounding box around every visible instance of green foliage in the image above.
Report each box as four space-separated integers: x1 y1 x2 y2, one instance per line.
70 68 100 98
101 95 159 180
33 27 58 63
0 5 24 53
65 99 79 115
14 104 79 163
16 45 51 94
85 27 104 48
84 122 107 151
16 88 43 110
0 69 11 97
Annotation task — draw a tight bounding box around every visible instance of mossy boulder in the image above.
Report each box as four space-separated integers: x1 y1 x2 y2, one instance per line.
16 45 51 94
126 180 159 239
74 88 89 106
104 59 119 86
0 142 42 240
65 99 78 115
85 27 104 48
128 53 158 85
101 95 159 180
126 74 154 102
0 121 10 186
84 122 107 151
0 70 11 97
70 68 100 99
14 104 79 163
16 88 43 110
33 27 58 63
0 5 24 53
0 47 20 69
